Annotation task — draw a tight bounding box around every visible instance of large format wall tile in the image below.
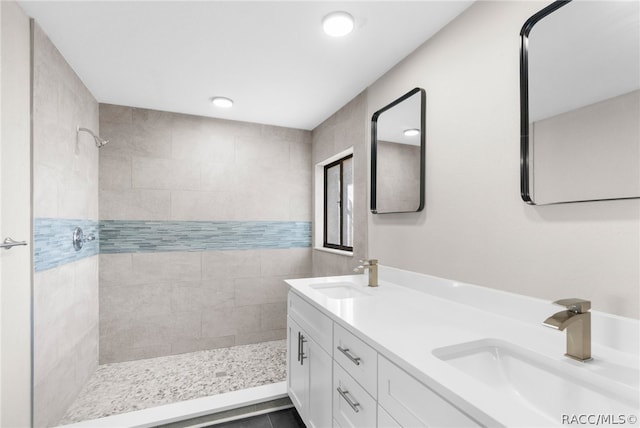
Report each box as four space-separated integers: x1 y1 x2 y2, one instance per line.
100 104 312 222
99 105 314 364
32 23 99 427
99 248 312 364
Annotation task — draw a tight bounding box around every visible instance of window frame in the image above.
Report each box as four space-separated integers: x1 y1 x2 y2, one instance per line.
323 154 353 252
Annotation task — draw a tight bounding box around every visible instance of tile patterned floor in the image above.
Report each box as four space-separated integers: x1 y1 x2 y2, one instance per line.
206 408 305 428
58 340 287 426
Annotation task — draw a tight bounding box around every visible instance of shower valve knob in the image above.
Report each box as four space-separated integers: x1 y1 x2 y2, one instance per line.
73 227 95 251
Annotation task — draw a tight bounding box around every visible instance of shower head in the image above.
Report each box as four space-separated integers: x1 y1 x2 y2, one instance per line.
77 126 109 148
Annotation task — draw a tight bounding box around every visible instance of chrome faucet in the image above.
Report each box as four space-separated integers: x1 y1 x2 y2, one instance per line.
543 298 592 362
354 259 378 287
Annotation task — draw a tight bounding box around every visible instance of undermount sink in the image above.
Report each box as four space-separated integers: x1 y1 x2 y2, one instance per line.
433 339 639 420
309 282 371 299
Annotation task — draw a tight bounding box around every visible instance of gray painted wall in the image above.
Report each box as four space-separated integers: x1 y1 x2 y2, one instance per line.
367 1 639 319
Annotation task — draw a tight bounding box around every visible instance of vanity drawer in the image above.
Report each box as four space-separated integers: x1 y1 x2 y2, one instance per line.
378 355 479 427
333 323 377 397
378 405 402 428
333 362 376 428
288 291 333 353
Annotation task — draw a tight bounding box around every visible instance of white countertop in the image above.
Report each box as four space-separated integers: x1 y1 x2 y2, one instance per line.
286 266 640 427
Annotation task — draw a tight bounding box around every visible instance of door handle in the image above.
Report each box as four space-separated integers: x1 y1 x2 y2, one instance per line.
1 237 28 250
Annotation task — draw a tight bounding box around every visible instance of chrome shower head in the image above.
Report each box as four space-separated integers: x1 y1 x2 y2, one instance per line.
77 126 109 148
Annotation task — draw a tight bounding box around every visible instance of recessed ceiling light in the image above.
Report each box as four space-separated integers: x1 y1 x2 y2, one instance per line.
322 11 354 37
403 128 420 137
212 97 233 108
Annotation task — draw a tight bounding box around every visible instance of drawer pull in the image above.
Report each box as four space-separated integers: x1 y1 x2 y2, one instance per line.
337 345 361 366
337 387 360 413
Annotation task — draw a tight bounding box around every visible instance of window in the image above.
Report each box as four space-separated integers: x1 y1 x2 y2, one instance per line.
323 154 353 251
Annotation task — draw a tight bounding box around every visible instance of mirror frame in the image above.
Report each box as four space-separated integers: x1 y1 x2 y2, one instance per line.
519 0 569 204
371 87 426 214
519 0 639 205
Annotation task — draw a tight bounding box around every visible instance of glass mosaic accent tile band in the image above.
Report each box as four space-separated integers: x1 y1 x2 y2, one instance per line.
99 220 312 254
34 219 311 271
34 218 99 272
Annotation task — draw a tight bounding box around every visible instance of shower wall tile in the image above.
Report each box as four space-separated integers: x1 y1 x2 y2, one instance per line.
34 218 99 272
236 329 287 346
201 308 237 338
32 23 100 427
131 251 202 282
100 189 171 220
33 258 99 427
260 248 313 276
132 157 201 190
170 281 235 313
171 191 235 220
171 130 235 164
99 103 133 124
234 276 289 307
99 248 311 364
261 302 288 331
99 103 312 222
100 283 172 321
100 220 311 253
99 253 132 284
170 336 235 355
202 250 262 280
99 155 132 190
200 163 235 191
235 136 290 169
232 305 262 333
98 104 313 363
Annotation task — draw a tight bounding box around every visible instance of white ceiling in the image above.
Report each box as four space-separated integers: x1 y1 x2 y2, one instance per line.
19 1 473 130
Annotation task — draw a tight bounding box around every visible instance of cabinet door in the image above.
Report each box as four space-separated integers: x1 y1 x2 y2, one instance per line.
288 317 308 419
307 338 333 428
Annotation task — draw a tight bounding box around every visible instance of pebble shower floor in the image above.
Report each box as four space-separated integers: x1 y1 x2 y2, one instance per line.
58 340 287 425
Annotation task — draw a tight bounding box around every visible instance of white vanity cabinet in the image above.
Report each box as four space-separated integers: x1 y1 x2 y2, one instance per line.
377 356 478 427
287 290 478 428
287 293 333 428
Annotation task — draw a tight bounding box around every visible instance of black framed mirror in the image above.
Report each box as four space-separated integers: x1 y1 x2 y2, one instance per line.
371 87 425 214
520 0 640 205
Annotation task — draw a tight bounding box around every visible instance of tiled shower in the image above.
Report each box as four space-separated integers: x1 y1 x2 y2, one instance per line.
97 104 312 364
32 23 314 427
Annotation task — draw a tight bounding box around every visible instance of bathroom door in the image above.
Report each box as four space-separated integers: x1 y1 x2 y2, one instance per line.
0 2 33 426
